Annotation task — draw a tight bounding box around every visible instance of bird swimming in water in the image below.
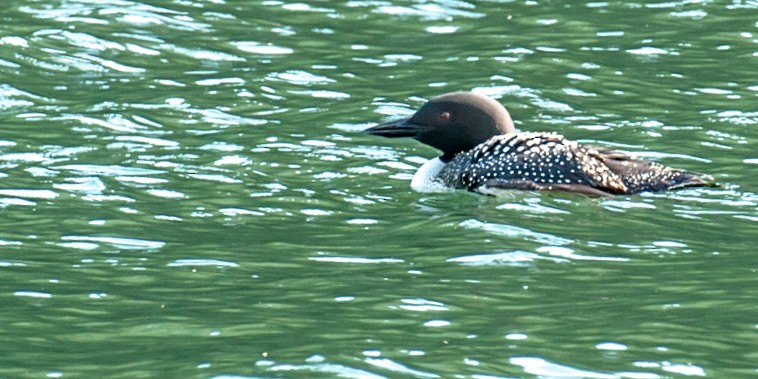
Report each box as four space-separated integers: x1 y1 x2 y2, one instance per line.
364 91 711 196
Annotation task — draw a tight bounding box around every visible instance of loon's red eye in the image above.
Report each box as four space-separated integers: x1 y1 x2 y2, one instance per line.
440 111 451 121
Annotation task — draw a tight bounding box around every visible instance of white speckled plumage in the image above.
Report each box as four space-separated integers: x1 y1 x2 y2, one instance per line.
433 132 703 195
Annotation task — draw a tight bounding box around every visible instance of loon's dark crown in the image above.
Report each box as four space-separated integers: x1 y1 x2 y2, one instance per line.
365 91 515 160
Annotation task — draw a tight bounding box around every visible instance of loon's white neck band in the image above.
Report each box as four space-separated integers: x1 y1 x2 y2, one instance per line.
410 157 450 192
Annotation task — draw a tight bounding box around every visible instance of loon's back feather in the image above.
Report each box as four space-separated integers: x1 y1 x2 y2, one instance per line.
436 132 708 196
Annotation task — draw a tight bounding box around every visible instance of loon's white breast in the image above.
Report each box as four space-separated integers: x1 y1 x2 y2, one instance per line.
410 157 450 192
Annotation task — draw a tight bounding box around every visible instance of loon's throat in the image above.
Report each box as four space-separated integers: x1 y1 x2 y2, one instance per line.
410 157 448 192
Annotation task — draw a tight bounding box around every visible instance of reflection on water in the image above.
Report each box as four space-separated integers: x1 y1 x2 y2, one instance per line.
1 0 757 378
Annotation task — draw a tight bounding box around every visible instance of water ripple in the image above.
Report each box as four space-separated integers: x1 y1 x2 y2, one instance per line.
21 1 212 32
60 235 165 250
460 219 573 246
167 259 239 268
268 362 385 379
365 358 439 378
511 356 660 379
372 2 484 20
232 41 293 55
57 164 162 176
449 250 568 266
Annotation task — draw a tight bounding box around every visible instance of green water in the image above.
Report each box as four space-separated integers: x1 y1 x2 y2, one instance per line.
1 0 757 378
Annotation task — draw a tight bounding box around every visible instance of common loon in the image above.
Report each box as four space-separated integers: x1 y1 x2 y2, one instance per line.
364 91 711 196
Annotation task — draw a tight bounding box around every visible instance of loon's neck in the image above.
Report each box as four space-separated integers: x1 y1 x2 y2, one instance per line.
410 157 450 192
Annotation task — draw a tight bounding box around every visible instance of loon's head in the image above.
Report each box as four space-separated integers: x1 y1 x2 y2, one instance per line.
365 91 515 160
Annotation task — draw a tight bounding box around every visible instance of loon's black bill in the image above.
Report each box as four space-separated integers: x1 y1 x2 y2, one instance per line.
364 118 419 138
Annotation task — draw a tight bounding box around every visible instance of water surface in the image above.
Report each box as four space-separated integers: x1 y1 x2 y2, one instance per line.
1 1 757 378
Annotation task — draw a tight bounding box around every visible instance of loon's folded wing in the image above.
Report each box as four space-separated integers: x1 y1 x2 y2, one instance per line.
587 145 713 193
